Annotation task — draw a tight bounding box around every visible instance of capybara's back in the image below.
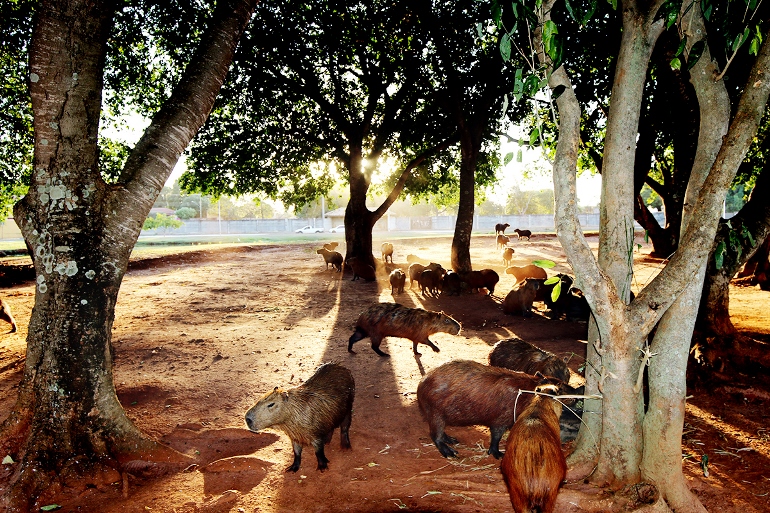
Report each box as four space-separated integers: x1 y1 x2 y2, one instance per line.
505 264 548 284
381 242 394 263
488 338 571 383
501 384 565 513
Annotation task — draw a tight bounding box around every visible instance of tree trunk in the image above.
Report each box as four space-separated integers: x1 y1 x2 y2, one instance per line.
344 143 376 267
451 131 480 272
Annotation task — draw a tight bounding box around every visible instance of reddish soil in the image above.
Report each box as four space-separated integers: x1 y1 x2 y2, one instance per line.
0 234 768 513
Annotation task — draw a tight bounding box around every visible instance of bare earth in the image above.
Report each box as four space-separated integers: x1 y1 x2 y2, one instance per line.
0 234 768 513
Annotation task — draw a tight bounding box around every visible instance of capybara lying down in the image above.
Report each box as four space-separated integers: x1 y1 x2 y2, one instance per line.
417 360 565 459
381 242 394 263
505 264 548 284
245 362 355 473
488 338 571 384
460 269 499 295
503 278 540 317
0 299 17 333
316 248 343 272
348 303 461 357
346 256 376 282
501 383 565 513
390 269 406 295
514 228 532 240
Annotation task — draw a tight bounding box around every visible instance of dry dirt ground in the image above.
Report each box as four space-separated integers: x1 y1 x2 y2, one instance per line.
0 234 768 513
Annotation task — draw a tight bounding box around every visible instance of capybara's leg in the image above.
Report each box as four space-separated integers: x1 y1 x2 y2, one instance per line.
287 441 303 472
423 338 440 353
340 411 352 449
412 340 422 356
429 419 458 458
440 433 458 445
488 425 507 459
323 430 334 445
313 439 330 471
370 335 389 357
348 328 367 353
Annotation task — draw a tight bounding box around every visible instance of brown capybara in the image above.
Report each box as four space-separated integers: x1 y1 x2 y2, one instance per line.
459 269 499 295
245 362 355 473
316 248 343 272
501 384 565 513
539 274 575 315
495 222 510 235
488 338 571 384
564 288 591 322
514 228 532 241
408 262 442 289
417 359 563 459
419 267 446 298
440 270 462 296
503 278 541 317
497 234 510 249
389 269 406 295
406 254 429 265
381 242 394 263
345 256 376 282
323 242 339 252
348 302 461 357
505 264 548 284
502 247 515 266
0 299 17 333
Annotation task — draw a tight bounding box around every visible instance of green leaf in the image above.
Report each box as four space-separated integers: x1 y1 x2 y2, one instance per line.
551 84 566 99
608 0 617 9
714 241 726 270
529 128 540 146
504 152 515 165
687 40 706 70
670 57 681 70
551 281 562 303
500 32 512 62
544 276 560 285
644 230 649 243
532 259 556 268
516 149 523 162
701 0 713 21
675 36 687 57
750 36 760 56
564 0 577 21
741 225 756 246
41 506 61 512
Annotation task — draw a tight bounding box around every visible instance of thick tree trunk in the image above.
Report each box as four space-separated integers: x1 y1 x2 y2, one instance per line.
344 144 376 267
451 134 479 273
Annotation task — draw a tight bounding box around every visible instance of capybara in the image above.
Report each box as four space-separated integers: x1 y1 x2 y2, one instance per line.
497 234 510 249
316 248 343 272
488 338 571 383
505 264 548 284
496 222 510 235
245 362 355 472
408 262 443 289
323 242 339 252
440 270 462 296
348 302 461 357
564 288 591 322
406 254 429 265
459 269 499 295
346 256 376 282
514 228 532 241
503 278 541 317
0 299 17 333
389 269 406 295
502 247 515 266
381 242 394 263
501 384 565 513
419 268 445 298
417 360 563 459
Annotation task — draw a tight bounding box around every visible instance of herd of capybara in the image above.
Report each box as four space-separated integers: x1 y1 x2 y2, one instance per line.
243 232 589 511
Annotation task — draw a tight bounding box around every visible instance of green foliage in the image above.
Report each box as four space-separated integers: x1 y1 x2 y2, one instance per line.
175 207 196 220
505 186 554 215
640 184 663 211
143 213 182 231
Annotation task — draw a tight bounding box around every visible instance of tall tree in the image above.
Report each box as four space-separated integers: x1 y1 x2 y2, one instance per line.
0 1 258 510
499 0 769 510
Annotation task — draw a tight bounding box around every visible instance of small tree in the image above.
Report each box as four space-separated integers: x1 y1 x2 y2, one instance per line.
174 207 196 220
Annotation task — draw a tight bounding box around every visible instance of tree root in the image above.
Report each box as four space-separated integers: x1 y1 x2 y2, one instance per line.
559 481 669 512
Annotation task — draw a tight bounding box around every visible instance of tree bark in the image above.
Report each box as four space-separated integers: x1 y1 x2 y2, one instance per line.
1 1 258 510
451 131 480 272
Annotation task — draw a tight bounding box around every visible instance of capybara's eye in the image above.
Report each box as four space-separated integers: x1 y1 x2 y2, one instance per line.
267 402 275 408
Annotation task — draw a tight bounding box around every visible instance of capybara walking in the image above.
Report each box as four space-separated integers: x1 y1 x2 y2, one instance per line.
417 360 561 459
505 264 548 284
389 269 406 295
459 269 499 295
495 222 510 235
503 279 541 317
348 303 461 357
514 228 532 241
502 247 515 266
346 256 376 282
381 242 394 263
0 299 17 333
501 384 565 513
497 234 510 249
488 338 571 383
316 248 343 272
244 362 355 472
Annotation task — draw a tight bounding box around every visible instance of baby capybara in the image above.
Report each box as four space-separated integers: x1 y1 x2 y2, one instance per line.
417 360 561 459
408 262 442 289
440 270 462 296
381 242 394 263
348 302 461 357
505 264 548 284
514 228 532 241
503 278 541 317
346 256 376 282
495 222 510 235
497 234 510 249
502 247 515 266
459 269 499 295
316 248 343 272
245 362 355 473
389 269 406 295
488 338 571 384
0 299 17 333
501 384 565 513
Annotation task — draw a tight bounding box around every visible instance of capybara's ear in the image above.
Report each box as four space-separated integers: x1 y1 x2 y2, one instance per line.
273 386 279 392
281 391 290 401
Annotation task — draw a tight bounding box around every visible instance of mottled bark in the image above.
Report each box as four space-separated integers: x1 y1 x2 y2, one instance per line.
451 131 480 273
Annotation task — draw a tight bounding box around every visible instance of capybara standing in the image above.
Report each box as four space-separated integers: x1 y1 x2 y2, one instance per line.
505 264 548 284
345 256 376 282
502 247 515 267
348 303 461 357
501 384 565 513
459 269 499 295
495 222 510 235
389 269 406 295
514 228 532 241
0 299 17 333
503 278 541 317
497 234 510 249
419 267 446 298
417 360 561 459
316 248 343 272
245 362 355 473
488 338 571 383
323 242 339 252
381 242 394 263
440 270 462 296
408 262 443 289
